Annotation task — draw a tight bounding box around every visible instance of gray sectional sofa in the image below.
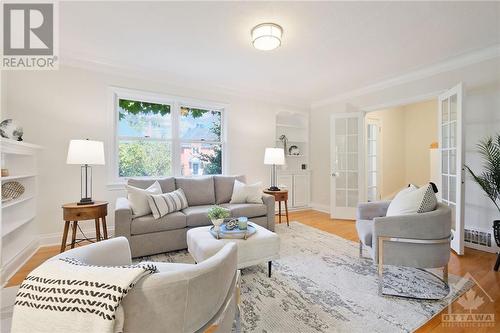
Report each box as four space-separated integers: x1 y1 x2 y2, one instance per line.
115 175 275 257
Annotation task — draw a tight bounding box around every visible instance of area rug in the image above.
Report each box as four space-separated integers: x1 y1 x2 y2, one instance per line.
138 222 473 333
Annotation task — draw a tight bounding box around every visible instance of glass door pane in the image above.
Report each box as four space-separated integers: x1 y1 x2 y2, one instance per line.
439 84 464 255
366 122 379 201
332 114 361 218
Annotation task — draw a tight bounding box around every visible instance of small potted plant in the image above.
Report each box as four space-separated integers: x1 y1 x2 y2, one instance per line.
465 134 500 271
208 205 230 233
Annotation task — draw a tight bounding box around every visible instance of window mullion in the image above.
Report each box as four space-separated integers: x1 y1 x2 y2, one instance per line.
171 101 181 177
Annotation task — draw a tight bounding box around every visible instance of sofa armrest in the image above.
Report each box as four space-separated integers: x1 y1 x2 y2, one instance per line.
115 197 133 239
356 201 391 220
262 193 276 231
50 237 132 266
371 204 452 266
373 205 451 240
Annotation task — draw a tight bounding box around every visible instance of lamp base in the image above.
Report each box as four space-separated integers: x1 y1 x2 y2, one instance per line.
267 186 281 191
77 197 94 205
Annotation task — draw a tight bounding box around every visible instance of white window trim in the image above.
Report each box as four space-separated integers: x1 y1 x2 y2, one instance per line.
107 86 228 189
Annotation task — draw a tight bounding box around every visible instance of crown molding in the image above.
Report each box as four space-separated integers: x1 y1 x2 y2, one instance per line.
59 51 310 110
311 44 500 109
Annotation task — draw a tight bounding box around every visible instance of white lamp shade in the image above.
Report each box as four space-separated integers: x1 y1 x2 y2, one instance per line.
66 139 105 165
264 148 285 165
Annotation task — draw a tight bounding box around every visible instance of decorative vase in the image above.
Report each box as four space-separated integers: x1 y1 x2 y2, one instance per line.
211 218 224 233
0 119 23 141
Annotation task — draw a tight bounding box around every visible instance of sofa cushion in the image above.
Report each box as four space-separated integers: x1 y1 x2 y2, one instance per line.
175 177 215 206
128 177 176 193
126 181 162 217
131 211 186 235
213 175 246 204
182 205 213 227
221 203 267 218
230 180 263 204
355 219 373 247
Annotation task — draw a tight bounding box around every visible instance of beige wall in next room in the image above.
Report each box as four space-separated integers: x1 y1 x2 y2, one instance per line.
367 99 438 198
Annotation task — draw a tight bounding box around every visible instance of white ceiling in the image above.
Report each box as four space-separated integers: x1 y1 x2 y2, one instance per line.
60 1 500 106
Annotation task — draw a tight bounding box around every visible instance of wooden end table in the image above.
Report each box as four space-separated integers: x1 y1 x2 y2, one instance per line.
263 189 289 227
60 201 108 253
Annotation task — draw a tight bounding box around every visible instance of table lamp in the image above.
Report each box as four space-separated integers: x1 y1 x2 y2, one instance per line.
264 147 285 191
66 139 105 205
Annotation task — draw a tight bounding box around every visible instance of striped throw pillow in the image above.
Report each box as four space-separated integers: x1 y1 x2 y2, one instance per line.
147 188 189 219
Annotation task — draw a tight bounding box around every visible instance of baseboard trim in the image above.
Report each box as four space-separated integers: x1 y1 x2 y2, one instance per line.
1 238 39 286
464 242 499 254
309 202 330 214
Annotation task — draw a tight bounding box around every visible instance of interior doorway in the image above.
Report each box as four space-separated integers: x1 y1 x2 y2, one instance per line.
364 99 439 200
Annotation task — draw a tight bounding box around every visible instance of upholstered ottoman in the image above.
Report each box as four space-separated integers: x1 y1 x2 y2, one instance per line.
187 222 280 277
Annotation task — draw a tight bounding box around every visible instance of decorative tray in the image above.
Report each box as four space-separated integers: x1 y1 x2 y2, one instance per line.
210 222 256 240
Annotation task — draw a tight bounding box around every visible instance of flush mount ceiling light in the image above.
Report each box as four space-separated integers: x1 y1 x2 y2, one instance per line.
251 23 283 51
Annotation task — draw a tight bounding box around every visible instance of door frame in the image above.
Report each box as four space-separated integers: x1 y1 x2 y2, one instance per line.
330 112 365 219
438 83 465 255
365 117 383 201
356 86 465 256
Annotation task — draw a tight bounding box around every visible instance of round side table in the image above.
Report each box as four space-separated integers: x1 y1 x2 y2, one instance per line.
263 190 289 227
60 201 108 253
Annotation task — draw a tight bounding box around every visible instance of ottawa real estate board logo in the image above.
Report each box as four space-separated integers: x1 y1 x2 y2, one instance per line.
2 2 58 70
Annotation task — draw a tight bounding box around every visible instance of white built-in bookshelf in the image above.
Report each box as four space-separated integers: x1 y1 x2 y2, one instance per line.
1 138 42 285
275 111 311 209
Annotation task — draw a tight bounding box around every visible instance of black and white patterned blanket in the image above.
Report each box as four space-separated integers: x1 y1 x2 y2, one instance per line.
11 258 157 333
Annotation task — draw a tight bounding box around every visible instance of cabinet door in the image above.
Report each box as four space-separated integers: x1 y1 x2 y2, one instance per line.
293 174 310 207
277 175 293 194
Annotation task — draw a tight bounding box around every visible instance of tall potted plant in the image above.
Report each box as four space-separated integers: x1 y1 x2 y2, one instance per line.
465 134 500 271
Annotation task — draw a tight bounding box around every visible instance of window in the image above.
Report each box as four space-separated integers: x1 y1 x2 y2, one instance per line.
113 89 224 180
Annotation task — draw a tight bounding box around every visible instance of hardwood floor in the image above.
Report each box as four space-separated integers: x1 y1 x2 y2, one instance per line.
5 209 499 332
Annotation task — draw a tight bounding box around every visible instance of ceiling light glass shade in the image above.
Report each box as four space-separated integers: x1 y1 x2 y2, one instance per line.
251 23 282 51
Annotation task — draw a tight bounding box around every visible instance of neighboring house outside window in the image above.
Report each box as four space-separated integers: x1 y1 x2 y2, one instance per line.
112 88 225 181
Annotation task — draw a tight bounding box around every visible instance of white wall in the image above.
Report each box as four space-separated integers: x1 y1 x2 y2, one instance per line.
366 107 405 198
402 100 438 186
367 100 438 198
1 65 306 242
310 56 500 241
463 82 500 233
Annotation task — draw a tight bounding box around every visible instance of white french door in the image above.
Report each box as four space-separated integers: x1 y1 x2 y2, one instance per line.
330 113 363 219
366 119 381 202
438 83 464 255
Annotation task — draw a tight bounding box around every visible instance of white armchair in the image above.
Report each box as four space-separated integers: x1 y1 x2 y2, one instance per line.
51 237 239 333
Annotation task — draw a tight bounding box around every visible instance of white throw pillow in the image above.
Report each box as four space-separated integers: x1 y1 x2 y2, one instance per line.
126 181 162 217
147 188 189 219
230 180 263 204
386 184 437 216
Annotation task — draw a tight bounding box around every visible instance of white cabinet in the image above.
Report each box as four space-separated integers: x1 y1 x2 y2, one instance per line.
292 174 310 207
277 173 310 209
277 174 292 193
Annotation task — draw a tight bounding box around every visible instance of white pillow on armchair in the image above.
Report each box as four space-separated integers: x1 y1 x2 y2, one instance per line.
386 184 437 216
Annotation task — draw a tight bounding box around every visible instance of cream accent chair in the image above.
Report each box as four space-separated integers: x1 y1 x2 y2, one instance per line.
51 237 239 333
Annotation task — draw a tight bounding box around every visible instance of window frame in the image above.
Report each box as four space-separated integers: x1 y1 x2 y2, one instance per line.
108 87 227 187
